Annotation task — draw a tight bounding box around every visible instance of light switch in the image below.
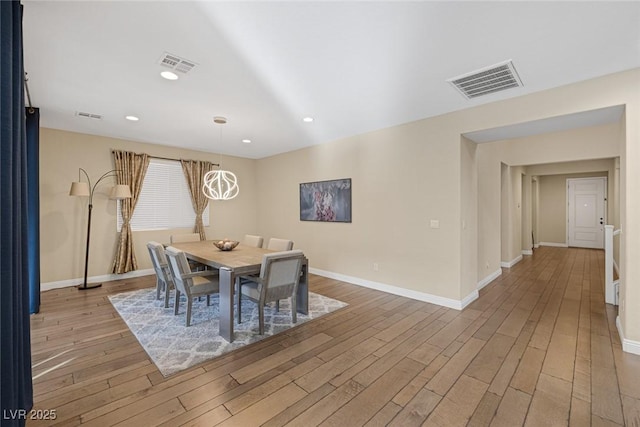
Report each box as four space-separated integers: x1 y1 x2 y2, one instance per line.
430 219 440 229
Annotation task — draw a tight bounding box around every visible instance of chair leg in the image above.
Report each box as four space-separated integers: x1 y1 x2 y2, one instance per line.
156 277 161 300
291 295 297 324
164 281 171 308
275 300 280 312
258 303 264 335
236 281 242 324
186 298 192 327
206 294 211 306
174 290 181 315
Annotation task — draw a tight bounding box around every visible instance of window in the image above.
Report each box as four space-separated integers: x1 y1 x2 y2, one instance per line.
117 158 209 231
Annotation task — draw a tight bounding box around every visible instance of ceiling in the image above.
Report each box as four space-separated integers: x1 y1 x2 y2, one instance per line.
22 1 640 159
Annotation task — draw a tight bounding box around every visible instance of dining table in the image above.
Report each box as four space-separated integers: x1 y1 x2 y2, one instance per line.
168 240 309 342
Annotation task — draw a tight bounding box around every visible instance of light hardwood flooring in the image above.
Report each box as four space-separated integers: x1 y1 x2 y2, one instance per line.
28 247 640 426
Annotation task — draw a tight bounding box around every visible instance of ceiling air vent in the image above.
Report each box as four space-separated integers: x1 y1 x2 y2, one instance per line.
158 51 197 74
75 111 103 120
447 60 523 100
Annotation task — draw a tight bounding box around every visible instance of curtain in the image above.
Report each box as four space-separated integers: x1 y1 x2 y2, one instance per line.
1 1 34 425
112 150 149 274
180 160 213 240
26 108 40 314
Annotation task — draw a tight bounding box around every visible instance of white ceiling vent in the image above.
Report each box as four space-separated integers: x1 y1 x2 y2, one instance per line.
158 52 197 74
447 60 523 100
75 111 102 120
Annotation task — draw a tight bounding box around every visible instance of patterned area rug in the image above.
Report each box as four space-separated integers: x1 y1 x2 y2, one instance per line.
109 288 347 376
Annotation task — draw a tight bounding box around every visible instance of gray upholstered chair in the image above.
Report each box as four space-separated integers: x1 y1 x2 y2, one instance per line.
147 241 174 308
243 234 264 248
165 246 220 326
236 250 305 334
170 233 201 243
266 237 294 251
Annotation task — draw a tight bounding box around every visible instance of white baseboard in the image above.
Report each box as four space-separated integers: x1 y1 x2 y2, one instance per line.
41 269 155 291
534 244 540 249
309 267 478 310
538 242 569 248
522 249 533 256
616 316 640 355
478 268 502 291
501 255 523 268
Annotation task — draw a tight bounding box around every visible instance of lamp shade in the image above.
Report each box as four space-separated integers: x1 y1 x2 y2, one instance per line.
69 181 90 197
109 184 132 200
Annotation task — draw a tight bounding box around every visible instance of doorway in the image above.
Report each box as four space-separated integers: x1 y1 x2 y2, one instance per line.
567 177 607 249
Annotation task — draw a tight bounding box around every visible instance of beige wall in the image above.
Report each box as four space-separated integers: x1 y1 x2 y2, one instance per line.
256 116 465 301
40 128 258 283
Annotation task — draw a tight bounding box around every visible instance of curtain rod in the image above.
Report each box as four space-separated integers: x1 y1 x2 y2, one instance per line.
24 72 35 113
111 150 219 167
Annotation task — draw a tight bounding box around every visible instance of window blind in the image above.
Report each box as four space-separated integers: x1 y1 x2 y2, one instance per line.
117 158 209 231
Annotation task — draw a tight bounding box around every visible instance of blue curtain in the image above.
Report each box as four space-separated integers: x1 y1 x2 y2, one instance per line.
1 1 35 425
26 108 40 314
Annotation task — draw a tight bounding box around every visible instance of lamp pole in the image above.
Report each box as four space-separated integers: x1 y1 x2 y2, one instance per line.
70 168 130 290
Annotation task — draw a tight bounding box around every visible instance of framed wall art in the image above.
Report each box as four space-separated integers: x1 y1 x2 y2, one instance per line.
299 178 351 222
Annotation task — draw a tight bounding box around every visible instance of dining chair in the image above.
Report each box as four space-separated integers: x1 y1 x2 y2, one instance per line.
165 246 220 327
170 233 201 243
236 250 305 334
266 237 294 251
243 234 264 248
170 233 206 271
146 241 175 308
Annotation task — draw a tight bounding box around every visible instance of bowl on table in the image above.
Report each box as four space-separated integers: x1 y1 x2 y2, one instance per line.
213 239 239 251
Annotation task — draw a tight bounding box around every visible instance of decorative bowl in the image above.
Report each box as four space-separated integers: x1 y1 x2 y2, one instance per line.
213 240 239 251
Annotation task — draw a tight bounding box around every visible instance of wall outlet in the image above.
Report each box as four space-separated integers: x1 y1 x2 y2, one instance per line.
430 219 440 229
373 262 379 271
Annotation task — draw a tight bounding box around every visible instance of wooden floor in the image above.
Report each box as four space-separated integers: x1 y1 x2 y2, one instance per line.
28 247 640 426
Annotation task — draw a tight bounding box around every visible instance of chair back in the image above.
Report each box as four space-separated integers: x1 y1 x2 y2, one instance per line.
267 238 294 251
170 233 201 243
243 234 264 248
259 250 304 301
147 241 172 283
165 246 194 296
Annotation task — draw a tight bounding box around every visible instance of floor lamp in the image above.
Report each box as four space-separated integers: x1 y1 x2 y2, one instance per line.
69 168 131 290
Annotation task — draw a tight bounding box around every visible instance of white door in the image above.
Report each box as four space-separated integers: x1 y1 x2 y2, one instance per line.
567 177 606 249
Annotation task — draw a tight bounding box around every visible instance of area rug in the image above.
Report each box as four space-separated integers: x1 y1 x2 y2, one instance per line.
109 288 347 376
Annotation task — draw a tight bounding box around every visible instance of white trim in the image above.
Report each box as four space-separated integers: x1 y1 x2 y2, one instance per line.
614 259 619 276
538 242 569 248
533 244 540 249
616 316 640 355
41 269 155 291
309 267 477 310
522 249 533 256
501 255 523 268
477 268 502 291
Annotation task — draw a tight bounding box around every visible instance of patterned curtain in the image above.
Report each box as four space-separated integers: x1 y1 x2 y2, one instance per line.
112 150 149 273
180 159 213 240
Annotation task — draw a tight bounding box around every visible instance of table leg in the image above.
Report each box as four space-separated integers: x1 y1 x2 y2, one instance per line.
219 267 234 342
297 262 309 314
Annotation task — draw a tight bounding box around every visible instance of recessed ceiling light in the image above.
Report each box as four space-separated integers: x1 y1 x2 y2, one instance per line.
303 117 314 123
242 139 251 144
125 115 139 121
160 71 178 80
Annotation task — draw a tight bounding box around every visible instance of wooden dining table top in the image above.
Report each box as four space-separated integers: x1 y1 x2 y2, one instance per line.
168 240 304 274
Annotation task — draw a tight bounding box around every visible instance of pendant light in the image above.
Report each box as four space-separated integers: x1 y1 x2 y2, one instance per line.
202 116 239 200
